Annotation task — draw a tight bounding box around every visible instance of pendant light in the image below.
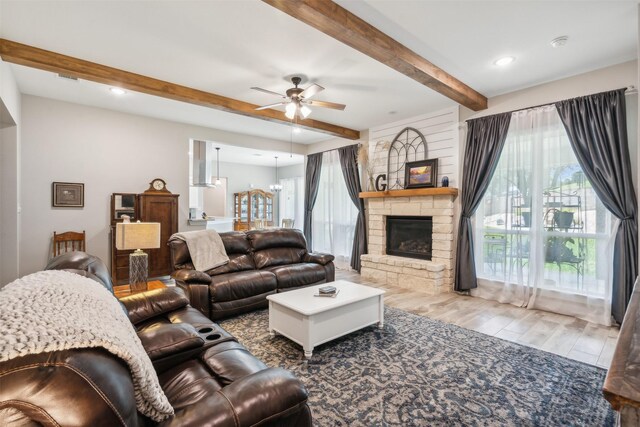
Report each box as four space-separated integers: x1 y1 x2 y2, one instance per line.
215 147 222 186
270 156 283 192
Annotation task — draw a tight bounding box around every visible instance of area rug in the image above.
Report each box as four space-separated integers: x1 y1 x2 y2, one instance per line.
219 307 615 427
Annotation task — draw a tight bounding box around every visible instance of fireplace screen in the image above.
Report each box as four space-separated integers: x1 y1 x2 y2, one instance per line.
386 216 433 260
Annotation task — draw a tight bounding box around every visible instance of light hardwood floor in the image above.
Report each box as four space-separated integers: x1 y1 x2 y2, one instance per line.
336 270 618 368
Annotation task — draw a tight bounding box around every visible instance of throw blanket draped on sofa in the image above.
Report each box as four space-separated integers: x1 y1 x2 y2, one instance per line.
0 270 174 422
171 229 229 271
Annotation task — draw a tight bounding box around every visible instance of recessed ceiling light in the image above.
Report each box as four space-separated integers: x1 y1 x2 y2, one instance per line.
109 87 126 95
292 127 302 134
550 36 569 48
494 56 515 66
252 153 262 156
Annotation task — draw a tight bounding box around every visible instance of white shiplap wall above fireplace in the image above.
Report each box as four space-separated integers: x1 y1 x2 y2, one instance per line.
368 106 460 189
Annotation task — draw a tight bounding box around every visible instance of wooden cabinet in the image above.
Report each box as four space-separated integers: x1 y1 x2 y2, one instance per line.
138 192 178 278
110 183 179 285
110 193 138 285
233 189 273 231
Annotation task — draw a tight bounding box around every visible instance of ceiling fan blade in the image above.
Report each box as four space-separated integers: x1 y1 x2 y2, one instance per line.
307 100 346 111
300 83 324 100
251 87 286 98
255 102 287 110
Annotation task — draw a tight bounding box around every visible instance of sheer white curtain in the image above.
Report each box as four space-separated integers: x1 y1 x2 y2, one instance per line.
472 105 615 325
312 150 358 270
279 176 304 229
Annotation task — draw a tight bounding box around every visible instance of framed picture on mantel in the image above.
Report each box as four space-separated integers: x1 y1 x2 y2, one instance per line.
52 182 84 207
404 159 438 189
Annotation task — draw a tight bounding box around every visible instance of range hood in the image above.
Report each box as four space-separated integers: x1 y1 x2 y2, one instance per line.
191 140 215 187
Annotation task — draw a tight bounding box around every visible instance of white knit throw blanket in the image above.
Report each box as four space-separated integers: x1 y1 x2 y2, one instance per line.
0 270 174 422
172 229 229 271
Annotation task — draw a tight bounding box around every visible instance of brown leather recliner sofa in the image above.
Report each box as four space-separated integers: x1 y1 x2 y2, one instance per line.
0 252 312 427
169 228 335 320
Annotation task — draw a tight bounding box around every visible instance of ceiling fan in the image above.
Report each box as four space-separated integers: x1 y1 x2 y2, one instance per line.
251 76 346 120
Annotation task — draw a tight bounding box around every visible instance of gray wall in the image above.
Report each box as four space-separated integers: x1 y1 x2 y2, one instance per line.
18 95 307 277
219 160 280 219
279 163 304 180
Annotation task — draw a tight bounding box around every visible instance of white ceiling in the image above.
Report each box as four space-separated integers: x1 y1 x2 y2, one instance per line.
0 1 637 145
200 140 304 167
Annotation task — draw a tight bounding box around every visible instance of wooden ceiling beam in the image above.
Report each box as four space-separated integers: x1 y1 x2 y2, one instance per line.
262 0 488 111
0 38 360 140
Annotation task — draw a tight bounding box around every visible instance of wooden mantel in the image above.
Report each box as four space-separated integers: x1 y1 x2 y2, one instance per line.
359 188 458 199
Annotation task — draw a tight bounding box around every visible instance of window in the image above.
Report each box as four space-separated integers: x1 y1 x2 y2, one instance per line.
279 176 304 229
312 150 358 270
473 106 613 325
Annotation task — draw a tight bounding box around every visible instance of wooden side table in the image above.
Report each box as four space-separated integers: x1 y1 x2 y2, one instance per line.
113 280 166 299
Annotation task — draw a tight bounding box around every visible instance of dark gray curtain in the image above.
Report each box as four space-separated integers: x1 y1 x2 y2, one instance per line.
455 113 512 292
303 153 323 251
338 144 367 272
555 89 638 324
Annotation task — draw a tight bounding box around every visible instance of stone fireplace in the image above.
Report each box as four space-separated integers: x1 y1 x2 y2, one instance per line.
360 189 457 294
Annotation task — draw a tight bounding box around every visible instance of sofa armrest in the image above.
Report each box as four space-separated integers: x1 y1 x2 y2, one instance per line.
171 269 212 285
120 287 190 325
138 323 204 360
162 368 310 427
304 252 335 265
221 368 310 426
175 281 211 319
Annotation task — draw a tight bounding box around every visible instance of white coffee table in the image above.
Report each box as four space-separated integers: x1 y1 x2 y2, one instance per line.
266 280 385 358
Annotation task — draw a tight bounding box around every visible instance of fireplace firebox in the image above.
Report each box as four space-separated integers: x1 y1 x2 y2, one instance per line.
386 216 433 260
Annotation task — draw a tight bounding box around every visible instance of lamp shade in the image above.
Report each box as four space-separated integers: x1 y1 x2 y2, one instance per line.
115 222 161 250
285 102 296 119
300 105 311 118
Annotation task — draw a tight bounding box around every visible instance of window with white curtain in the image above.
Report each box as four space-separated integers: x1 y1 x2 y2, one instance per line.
312 150 358 270
279 176 304 229
472 105 614 325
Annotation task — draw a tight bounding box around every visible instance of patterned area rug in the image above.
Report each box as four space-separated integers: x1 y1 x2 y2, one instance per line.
219 307 614 427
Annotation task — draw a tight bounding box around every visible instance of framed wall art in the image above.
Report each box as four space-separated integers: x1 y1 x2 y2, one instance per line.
404 159 438 189
52 182 84 207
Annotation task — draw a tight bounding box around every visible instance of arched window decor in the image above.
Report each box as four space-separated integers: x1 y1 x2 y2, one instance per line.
386 127 427 190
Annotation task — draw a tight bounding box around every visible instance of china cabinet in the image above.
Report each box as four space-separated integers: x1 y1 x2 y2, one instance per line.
233 189 273 230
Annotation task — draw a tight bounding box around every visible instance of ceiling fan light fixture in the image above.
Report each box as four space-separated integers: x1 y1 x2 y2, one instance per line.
285 103 297 119
300 105 311 118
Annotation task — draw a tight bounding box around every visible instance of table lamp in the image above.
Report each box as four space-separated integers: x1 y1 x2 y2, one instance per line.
115 221 161 292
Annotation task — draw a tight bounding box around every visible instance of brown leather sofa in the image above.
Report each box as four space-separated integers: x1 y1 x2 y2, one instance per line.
170 228 335 320
0 252 312 426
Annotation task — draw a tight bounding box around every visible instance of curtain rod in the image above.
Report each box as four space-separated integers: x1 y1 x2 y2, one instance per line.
468 86 633 121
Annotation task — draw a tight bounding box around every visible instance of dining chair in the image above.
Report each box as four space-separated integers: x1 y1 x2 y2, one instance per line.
281 219 295 228
53 230 86 257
